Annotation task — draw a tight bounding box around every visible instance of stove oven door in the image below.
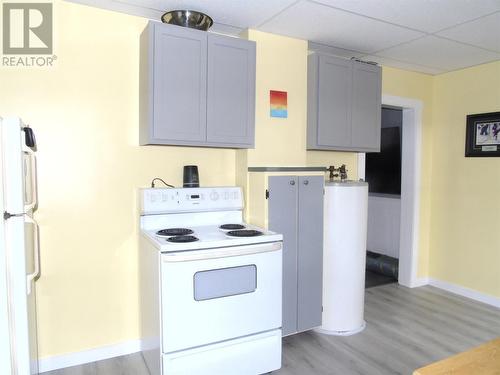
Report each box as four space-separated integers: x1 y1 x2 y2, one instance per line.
160 241 282 353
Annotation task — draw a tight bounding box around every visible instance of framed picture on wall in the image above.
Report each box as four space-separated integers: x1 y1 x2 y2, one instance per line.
465 111 500 157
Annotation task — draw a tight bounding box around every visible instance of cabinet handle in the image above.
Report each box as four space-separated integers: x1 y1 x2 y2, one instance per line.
303 180 309 185
290 180 295 186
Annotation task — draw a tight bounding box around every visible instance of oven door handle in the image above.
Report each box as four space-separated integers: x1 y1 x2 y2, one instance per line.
162 241 282 262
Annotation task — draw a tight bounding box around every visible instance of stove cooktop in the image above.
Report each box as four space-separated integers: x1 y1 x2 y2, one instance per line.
142 223 282 252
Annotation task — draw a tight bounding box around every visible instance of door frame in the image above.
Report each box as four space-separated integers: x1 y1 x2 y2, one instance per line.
357 95 423 287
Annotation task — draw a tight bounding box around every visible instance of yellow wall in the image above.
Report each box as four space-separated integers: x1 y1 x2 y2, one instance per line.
244 30 308 167
430 61 500 297
0 1 236 357
382 63 500 298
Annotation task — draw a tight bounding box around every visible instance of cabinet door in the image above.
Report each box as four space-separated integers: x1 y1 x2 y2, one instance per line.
351 61 382 151
153 24 207 143
206 34 256 147
268 176 298 336
297 176 324 332
317 55 352 148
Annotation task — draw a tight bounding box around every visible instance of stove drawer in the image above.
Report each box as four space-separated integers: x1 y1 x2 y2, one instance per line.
160 242 282 353
162 329 281 375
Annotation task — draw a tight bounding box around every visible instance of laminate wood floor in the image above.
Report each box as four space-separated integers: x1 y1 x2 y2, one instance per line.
43 284 500 375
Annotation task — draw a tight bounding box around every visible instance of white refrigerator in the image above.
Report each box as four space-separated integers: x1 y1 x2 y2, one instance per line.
0 117 40 375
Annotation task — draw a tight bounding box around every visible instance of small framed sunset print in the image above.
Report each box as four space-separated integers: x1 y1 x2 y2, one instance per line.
270 90 288 118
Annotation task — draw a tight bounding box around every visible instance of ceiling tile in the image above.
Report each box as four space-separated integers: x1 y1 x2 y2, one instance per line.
376 36 500 71
209 24 244 36
437 11 500 53
117 0 299 27
361 55 445 75
308 42 365 59
66 0 164 20
259 0 424 53
67 0 246 35
313 0 500 33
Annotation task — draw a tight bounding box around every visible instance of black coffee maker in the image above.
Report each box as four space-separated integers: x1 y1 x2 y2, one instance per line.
183 165 199 188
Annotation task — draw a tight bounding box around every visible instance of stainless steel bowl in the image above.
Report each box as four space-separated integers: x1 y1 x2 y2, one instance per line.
161 10 213 31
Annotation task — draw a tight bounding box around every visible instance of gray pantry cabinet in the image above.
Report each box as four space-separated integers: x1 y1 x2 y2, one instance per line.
268 175 324 336
140 21 256 148
307 53 382 152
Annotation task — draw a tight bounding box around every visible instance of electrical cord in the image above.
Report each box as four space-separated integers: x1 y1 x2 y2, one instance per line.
151 178 175 188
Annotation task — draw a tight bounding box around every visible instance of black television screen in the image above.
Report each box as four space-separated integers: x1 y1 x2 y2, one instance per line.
365 126 401 195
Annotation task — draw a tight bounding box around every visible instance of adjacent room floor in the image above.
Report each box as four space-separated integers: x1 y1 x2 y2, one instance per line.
365 251 398 288
43 284 500 375
365 269 397 288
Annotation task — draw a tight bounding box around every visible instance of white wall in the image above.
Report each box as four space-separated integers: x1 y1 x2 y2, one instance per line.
367 195 401 259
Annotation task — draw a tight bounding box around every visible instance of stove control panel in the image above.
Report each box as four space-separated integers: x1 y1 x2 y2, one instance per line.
140 187 243 214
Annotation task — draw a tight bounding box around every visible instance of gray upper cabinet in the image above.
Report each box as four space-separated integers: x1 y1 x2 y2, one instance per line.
140 22 256 148
351 61 382 150
153 25 207 143
207 34 255 146
314 55 352 148
307 53 382 152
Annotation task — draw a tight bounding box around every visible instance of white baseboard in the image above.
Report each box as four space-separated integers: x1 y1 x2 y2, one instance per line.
427 278 500 309
411 277 429 288
38 339 142 373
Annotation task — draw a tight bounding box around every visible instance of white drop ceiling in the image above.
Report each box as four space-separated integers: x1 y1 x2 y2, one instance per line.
68 0 500 75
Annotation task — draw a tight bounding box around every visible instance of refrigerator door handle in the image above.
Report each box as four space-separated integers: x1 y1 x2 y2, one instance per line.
23 149 38 213
24 215 40 295
23 126 37 150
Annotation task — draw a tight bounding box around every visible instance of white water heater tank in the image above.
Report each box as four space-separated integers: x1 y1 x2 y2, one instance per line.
315 180 368 336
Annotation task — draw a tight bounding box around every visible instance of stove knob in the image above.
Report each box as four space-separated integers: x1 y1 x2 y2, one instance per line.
210 191 219 201
224 192 230 200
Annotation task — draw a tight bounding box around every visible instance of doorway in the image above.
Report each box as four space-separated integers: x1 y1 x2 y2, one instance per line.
365 106 402 288
358 95 423 288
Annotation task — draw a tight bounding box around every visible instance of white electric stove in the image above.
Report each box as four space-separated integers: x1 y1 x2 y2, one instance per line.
139 187 283 375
